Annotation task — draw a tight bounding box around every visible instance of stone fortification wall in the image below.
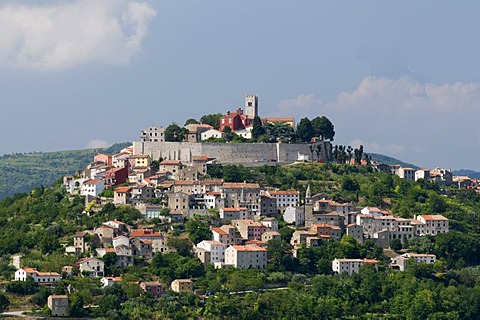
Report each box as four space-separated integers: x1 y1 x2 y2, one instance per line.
133 140 332 164
201 143 278 163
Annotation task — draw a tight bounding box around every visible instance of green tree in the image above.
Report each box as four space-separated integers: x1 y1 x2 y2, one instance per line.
167 238 193 257
296 118 315 142
95 294 121 318
68 291 85 317
165 123 188 142
200 113 223 129
184 118 199 126
185 215 211 244
342 176 359 192
311 116 335 140
251 116 265 141
102 252 117 274
429 193 447 213
0 293 9 312
390 239 403 251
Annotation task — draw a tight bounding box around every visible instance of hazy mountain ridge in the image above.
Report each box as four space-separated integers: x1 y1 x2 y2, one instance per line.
0 142 130 199
368 153 420 169
452 169 480 179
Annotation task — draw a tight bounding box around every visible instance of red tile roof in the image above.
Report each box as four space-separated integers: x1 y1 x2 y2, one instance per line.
222 182 260 189
268 190 299 196
230 245 267 252
211 227 229 235
115 186 132 193
130 229 161 238
160 160 181 165
418 215 449 221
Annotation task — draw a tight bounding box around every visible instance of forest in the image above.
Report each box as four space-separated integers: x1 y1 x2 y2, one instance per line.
0 162 480 318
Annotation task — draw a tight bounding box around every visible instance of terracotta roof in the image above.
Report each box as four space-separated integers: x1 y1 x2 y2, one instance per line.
418 215 449 221
96 225 114 229
245 240 266 245
160 160 181 165
193 155 216 161
115 186 132 193
262 231 281 236
199 240 227 246
74 257 101 267
233 220 263 226
230 245 267 252
130 229 161 238
173 279 192 283
410 220 424 225
173 179 222 186
22 267 38 273
85 179 103 185
335 258 378 263
110 220 127 225
268 190 300 196
104 276 123 282
211 227 229 235
222 208 246 212
222 182 260 189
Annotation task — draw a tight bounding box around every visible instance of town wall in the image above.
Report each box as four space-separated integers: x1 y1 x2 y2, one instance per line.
133 140 332 164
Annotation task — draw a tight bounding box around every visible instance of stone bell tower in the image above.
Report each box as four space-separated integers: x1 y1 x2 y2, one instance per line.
245 94 258 119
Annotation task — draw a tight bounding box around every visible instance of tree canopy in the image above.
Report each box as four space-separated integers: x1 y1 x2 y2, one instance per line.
200 113 223 130
296 118 315 142
165 123 188 142
311 116 335 140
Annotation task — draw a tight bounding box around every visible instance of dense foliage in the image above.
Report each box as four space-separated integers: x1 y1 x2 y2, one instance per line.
2 158 480 318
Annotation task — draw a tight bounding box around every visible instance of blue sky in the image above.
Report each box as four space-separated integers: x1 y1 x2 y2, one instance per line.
1 0 480 170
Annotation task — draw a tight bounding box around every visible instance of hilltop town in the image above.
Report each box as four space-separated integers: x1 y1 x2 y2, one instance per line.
1 95 480 318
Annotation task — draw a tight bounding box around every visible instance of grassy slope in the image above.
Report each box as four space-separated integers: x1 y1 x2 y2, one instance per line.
0 143 130 199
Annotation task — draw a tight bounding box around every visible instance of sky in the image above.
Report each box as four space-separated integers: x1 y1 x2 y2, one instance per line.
1 0 480 170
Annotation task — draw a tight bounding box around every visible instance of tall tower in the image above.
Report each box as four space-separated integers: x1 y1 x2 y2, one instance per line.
304 184 314 227
245 94 258 119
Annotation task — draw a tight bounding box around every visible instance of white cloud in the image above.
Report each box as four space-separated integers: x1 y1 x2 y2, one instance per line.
86 139 110 149
327 76 480 113
0 0 157 71
278 76 480 169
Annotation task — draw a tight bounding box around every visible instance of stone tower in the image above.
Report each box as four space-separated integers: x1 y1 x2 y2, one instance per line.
304 184 314 226
245 94 258 119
